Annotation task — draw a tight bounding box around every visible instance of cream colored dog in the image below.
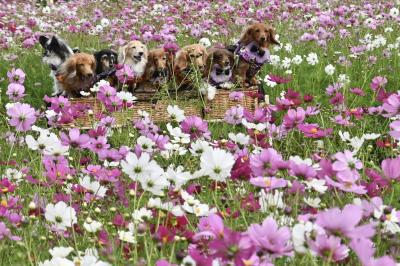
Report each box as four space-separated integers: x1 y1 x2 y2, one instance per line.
118 40 148 78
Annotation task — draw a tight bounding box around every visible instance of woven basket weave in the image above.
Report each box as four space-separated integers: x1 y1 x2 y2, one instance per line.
64 98 103 129
205 87 259 120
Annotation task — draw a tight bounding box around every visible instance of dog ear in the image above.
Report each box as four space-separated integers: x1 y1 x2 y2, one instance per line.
118 45 127 64
143 45 149 61
39 35 49 48
268 28 280 45
174 49 188 72
72 47 80 53
239 25 254 45
90 55 96 72
57 56 77 82
49 36 60 49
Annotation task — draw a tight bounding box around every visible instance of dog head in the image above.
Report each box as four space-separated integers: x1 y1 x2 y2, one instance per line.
94 49 118 74
239 23 280 48
205 48 234 74
145 48 174 81
118 40 148 64
39 35 79 70
59 53 96 81
175 44 207 73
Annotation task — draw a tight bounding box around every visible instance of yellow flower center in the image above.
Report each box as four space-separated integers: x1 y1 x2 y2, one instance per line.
310 128 318 134
264 178 271 187
1 199 7 207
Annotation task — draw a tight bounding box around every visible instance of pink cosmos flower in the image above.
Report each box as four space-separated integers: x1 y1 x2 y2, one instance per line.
229 91 244 101
381 157 400 180
250 148 284 176
332 150 363 173
382 93 400 117
0 222 21 241
309 234 349 262
6 83 26 101
247 217 293 258
7 68 25 84
115 64 134 83
370 76 387 91
350 238 396 266
60 128 90 149
224 106 244 125
180 116 210 140
249 177 287 190
87 136 110 154
350 87 365 96
316 204 376 240
389 120 400 140
297 123 332 138
283 107 305 128
6 103 37 132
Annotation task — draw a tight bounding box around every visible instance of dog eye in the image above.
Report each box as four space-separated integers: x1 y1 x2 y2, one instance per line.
163 56 167 60
196 54 202 58
256 29 260 32
189 54 195 57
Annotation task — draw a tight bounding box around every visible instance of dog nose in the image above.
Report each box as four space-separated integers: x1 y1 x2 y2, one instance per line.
260 37 266 42
86 73 94 78
224 60 230 66
138 52 144 56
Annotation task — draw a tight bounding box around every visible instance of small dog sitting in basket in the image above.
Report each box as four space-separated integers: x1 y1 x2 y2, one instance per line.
204 46 234 89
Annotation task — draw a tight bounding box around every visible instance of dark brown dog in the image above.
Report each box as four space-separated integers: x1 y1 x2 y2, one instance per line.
56 53 96 97
174 44 207 87
231 23 279 86
204 47 234 87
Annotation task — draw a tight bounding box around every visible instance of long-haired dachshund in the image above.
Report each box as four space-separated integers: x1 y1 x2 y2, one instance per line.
229 23 279 86
174 44 207 88
118 40 148 79
204 47 234 88
137 48 174 92
56 53 96 97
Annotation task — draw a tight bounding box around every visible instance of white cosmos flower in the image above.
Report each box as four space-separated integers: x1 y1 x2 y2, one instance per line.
25 132 60 153
363 133 381 140
167 105 185 122
39 257 74 266
43 141 69 156
199 37 211 48
304 197 321 208
264 75 277 87
121 152 162 181
306 52 318 65
136 136 155 153
83 220 102 233
241 119 267 131
389 7 399 17
291 55 303 65
289 155 313 167
269 55 280 66
198 148 235 182
147 197 184 216
324 64 335 75
189 139 212 156
167 124 190 144
79 176 107 198
49 246 74 258
292 222 324 253
76 251 111 266
117 91 136 103
305 179 327 193
281 57 291 69
259 190 285 211
284 43 292 53
132 207 152 223
164 165 193 190
45 201 77 230
100 18 110 27
139 169 169 196
228 132 250 146
5 168 23 183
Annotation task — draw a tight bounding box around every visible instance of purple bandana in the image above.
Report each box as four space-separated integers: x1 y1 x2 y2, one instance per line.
209 64 232 85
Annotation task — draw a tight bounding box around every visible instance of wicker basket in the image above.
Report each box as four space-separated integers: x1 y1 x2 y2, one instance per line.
205 87 259 120
62 97 104 129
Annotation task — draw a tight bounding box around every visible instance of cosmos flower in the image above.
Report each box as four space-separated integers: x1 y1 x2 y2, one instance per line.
197 148 235 182
6 83 25 101
6 102 37 132
44 201 77 231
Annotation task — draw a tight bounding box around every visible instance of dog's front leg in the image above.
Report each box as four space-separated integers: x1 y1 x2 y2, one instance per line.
233 60 250 87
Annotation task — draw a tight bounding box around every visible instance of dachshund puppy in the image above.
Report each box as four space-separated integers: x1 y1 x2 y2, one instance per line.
137 48 174 92
118 40 148 78
229 23 279 86
204 47 234 88
94 49 118 75
56 53 96 97
174 44 207 87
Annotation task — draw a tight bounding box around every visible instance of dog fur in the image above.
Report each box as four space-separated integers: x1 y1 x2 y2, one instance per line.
174 44 207 86
94 49 118 75
39 35 79 95
204 47 234 86
233 23 279 86
117 40 148 78
56 53 96 97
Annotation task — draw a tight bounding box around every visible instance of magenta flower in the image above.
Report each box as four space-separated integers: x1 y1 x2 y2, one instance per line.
6 83 26 101
382 93 400 117
60 128 90 149
229 91 244 101
350 87 365 96
247 217 293 258
250 148 284 176
289 161 317 179
195 213 225 240
297 123 332 138
97 84 117 103
7 68 25 84
381 157 400 180
250 177 287 190
309 234 349 262
316 204 376 240
180 116 210 140
6 103 37 132
0 222 21 241
370 76 387 91
87 136 110 154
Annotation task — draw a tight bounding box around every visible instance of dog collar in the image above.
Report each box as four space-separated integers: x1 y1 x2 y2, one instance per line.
236 42 270 65
209 64 232 85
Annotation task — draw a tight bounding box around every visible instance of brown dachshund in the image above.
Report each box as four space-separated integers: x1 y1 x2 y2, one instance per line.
56 53 96 97
174 44 207 88
204 47 234 87
231 23 279 86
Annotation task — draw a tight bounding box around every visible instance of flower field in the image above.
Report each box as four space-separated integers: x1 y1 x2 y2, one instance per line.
1 1 400 265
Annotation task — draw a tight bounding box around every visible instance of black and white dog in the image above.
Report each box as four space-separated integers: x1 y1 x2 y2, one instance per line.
39 35 79 95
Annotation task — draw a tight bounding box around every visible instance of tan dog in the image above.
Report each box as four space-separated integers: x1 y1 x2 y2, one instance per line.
118 40 148 78
174 44 207 87
56 53 96 97
232 23 279 86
